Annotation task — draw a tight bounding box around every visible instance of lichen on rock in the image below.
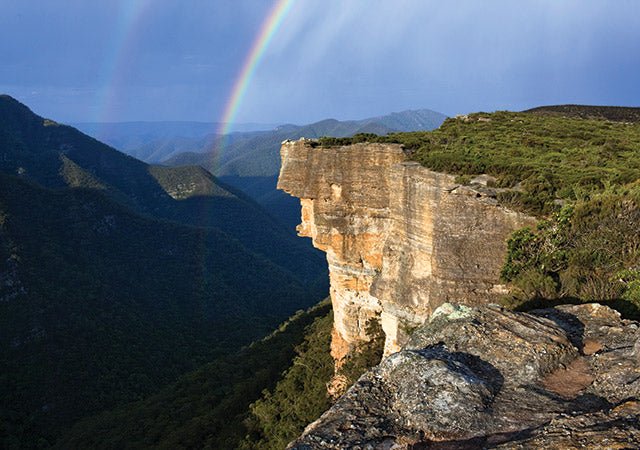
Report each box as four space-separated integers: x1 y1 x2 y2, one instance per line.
288 303 640 449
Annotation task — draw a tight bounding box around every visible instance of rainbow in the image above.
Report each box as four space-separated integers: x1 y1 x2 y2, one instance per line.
95 0 153 123
216 0 295 137
93 1 294 141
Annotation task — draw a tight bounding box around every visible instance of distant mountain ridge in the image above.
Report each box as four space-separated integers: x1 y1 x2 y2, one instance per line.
161 108 447 230
524 104 640 122
72 120 279 155
163 108 447 171
74 108 445 165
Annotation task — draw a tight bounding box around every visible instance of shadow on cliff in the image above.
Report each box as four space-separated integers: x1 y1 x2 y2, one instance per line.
514 295 640 321
415 344 505 401
409 393 617 450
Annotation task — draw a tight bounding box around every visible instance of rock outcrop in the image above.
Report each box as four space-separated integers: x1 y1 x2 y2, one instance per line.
277 139 536 360
289 302 640 449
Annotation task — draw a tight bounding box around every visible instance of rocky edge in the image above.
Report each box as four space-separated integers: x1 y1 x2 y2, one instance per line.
290 302 640 448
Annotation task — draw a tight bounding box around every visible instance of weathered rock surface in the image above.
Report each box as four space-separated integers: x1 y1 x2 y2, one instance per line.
278 140 407 363
289 303 640 449
277 139 536 360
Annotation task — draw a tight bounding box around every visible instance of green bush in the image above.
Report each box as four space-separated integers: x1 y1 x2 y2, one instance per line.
500 188 640 319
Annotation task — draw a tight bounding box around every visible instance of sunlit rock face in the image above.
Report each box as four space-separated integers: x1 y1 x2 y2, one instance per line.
279 139 640 449
373 162 537 354
277 139 536 360
278 140 405 363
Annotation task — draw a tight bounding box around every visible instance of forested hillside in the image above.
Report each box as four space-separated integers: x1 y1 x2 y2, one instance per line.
0 95 327 447
0 172 321 446
57 300 332 449
0 95 327 287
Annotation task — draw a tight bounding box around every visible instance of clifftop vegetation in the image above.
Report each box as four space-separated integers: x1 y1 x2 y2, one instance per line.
525 104 640 122
319 110 640 216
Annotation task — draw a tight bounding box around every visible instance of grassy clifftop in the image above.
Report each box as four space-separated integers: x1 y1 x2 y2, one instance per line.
320 110 640 216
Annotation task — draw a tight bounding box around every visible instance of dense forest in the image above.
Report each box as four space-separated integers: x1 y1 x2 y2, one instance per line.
60 299 385 450
0 96 328 447
0 171 322 447
57 301 332 449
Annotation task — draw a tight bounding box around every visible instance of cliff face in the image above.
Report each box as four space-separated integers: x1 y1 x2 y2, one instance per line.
277 139 536 359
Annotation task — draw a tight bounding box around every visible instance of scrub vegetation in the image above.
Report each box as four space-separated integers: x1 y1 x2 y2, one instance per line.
320 111 640 216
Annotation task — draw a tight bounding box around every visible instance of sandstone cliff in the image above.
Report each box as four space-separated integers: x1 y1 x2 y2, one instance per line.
277 139 536 360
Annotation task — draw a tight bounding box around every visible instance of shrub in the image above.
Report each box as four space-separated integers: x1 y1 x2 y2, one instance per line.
501 189 640 319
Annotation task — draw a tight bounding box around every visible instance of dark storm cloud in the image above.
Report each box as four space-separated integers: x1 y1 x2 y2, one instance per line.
1 0 638 123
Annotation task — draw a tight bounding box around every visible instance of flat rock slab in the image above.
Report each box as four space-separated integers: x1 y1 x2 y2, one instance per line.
289 303 640 449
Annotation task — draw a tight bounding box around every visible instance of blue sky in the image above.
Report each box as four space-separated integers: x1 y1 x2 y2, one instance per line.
1 0 639 124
